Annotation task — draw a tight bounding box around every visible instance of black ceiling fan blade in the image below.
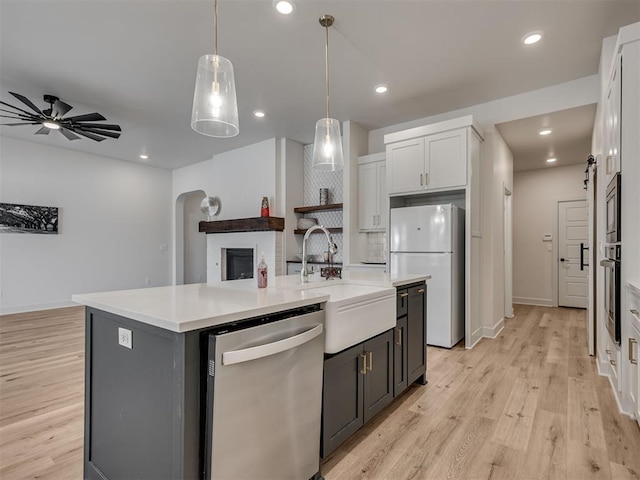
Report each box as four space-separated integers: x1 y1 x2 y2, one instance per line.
74 127 121 139
9 92 44 115
0 113 38 121
0 100 41 119
59 127 81 141
65 128 105 142
0 108 38 119
35 126 51 135
64 112 106 122
1 122 41 126
71 122 121 132
52 99 72 118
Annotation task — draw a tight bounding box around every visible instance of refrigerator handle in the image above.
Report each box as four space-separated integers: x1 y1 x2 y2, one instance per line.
221 324 323 366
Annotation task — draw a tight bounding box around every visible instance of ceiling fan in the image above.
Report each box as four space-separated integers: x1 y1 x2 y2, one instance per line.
0 91 121 142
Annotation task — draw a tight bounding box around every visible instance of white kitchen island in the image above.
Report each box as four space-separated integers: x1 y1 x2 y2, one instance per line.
73 271 428 480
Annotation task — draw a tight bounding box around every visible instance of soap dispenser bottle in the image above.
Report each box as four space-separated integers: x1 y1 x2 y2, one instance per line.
257 252 268 288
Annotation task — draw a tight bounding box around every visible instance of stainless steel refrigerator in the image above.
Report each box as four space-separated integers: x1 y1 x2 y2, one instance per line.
390 204 465 348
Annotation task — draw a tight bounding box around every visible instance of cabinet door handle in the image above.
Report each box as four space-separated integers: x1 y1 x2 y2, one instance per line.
373 214 376 226
417 288 425 293
399 292 409 298
419 173 423 186
630 338 638 365
367 351 373 371
395 328 402 346
360 354 367 375
377 215 380 225
424 173 428 185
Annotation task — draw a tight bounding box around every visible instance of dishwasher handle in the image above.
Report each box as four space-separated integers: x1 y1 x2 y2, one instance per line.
222 324 323 366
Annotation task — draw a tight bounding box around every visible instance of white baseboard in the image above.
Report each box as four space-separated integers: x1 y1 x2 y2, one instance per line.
0 300 78 316
513 297 554 307
483 318 505 338
465 326 483 349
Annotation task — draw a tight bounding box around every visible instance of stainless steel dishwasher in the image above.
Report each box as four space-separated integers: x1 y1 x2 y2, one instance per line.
204 305 325 479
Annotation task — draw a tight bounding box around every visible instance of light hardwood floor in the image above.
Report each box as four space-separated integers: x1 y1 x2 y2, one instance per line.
1 305 639 479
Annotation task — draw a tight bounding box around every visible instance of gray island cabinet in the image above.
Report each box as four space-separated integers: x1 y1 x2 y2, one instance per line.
74 283 330 480
321 282 427 458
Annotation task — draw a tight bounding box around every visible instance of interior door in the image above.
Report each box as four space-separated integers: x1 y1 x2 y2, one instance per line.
558 200 588 308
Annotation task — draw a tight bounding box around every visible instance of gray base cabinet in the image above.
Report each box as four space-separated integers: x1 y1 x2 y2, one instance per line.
407 284 427 386
321 330 394 458
322 282 427 458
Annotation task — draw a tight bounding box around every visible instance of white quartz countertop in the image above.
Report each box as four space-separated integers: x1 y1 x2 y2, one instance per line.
72 271 429 333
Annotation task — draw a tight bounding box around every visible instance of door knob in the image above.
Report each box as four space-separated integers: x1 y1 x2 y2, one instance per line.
560 258 565 262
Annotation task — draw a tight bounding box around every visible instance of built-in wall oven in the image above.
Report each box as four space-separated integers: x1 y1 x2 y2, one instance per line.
606 173 621 243
601 245 621 344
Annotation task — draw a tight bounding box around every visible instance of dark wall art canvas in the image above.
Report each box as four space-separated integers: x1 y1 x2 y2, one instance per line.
0 203 59 234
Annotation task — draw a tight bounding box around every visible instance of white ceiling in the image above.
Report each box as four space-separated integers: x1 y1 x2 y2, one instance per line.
496 104 597 172
1 1 638 170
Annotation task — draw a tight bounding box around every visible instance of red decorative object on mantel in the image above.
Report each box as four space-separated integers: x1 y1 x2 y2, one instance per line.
261 197 270 217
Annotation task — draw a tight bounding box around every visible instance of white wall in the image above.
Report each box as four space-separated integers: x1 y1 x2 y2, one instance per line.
172 138 305 281
512 164 586 306
0 136 172 314
480 129 514 335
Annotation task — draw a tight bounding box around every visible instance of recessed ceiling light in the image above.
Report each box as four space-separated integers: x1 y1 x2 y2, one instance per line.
273 0 294 15
375 85 388 94
523 32 542 45
253 110 266 118
42 121 60 130
539 129 552 136
139 154 149 160
546 157 557 163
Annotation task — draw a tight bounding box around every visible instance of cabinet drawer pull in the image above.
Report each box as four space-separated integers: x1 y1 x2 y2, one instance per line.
631 309 639 316
610 359 617 366
399 292 409 298
396 328 402 346
360 354 367 375
417 288 425 293
631 338 638 365
367 351 373 371
606 349 612 355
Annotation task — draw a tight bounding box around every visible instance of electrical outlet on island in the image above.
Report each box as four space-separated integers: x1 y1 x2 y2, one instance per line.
118 327 132 349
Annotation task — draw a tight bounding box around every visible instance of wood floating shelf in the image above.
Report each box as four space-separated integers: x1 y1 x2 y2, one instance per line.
199 217 284 234
294 227 343 235
293 203 343 214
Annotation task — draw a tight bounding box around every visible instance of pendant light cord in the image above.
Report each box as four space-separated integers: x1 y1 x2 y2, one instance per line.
325 23 330 120
213 0 218 56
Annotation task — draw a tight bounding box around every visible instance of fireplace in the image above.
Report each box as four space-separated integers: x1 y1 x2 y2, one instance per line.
223 248 254 281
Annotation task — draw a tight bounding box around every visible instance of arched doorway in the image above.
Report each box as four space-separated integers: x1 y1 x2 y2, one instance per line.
175 190 207 285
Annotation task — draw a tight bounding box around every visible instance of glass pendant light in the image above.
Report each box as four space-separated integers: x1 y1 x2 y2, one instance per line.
312 15 344 171
191 0 239 137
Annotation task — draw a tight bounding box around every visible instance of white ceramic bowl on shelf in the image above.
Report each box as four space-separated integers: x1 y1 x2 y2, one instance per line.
297 217 318 229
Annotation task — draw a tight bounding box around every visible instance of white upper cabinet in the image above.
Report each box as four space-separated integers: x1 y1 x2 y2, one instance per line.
358 153 387 232
386 127 467 196
386 138 424 195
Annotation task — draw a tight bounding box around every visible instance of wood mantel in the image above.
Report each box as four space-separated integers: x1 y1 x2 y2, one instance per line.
199 217 284 234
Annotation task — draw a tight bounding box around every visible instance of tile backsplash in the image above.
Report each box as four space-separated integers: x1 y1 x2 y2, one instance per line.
366 232 387 263
300 144 343 262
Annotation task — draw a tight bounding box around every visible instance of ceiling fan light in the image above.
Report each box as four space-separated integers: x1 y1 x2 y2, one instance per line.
312 118 344 171
42 121 60 130
191 54 239 137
